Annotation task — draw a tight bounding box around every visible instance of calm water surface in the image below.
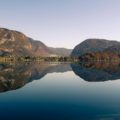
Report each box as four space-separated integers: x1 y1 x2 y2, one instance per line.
0 62 120 120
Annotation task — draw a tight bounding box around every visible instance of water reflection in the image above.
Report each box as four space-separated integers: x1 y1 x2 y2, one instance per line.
71 62 120 82
0 62 71 92
1 61 120 92
1 62 120 120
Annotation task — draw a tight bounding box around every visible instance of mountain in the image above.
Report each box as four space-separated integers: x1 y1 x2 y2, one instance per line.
71 39 120 57
104 44 120 53
0 28 72 57
0 28 33 56
49 47 72 56
79 44 120 61
29 38 52 56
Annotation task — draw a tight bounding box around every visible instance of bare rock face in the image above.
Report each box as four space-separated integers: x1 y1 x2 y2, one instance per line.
0 28 33 56
0 28 72 57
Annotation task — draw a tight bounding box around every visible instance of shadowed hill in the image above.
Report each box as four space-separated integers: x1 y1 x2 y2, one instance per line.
71 39 120 57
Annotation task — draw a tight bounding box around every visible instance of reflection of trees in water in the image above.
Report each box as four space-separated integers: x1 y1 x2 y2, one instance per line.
71 62 120 82
1 61 120 93
0 62 71 92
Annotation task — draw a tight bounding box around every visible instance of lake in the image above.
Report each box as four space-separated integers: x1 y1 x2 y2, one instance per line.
0 62 120 120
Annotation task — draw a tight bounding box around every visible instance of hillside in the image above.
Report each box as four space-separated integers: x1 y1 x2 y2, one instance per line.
71 39 120 57
49 47 72 56
79 44 120 61
0 28 72 57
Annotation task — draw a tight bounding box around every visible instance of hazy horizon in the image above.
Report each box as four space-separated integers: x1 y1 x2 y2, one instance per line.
1 0 120 49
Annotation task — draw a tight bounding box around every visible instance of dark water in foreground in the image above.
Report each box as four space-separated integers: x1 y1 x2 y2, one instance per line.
0 62 120 120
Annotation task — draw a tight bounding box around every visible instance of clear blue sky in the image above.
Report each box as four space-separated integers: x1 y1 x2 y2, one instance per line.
1 0 120 48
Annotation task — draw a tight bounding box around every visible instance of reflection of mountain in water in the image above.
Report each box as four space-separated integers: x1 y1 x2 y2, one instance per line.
71 62 120 82
0 62 72 92
2 61 120 92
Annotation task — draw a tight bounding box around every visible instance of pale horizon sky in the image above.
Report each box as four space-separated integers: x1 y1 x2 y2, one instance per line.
1 0 120 49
